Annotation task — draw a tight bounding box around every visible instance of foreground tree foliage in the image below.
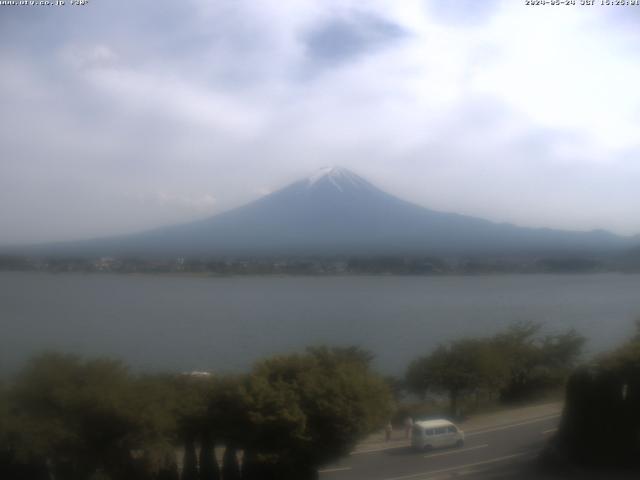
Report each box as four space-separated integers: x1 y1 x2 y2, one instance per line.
2 353 143 480
198 432 220 480
549 323 640 470
406 339 507 415
494 321 585 402
405 322 586 413
0 347 392 480
214 347 392 479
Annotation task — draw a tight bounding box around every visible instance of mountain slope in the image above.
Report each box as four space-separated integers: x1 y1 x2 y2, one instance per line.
19 167 635 257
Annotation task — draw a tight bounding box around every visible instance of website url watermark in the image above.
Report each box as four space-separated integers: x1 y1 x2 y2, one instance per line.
1 0 89 6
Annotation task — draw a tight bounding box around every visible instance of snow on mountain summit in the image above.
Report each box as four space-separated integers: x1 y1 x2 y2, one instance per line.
306 166 372 192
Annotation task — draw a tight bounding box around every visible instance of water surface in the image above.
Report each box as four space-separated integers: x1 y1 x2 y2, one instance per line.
1 272 639 376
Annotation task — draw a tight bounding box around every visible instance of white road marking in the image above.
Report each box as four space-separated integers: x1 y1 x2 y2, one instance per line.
382 451 531 480
319 466 352 474
541 428 557 435
423 444 488 459
466 414 560 437
350 443 410 455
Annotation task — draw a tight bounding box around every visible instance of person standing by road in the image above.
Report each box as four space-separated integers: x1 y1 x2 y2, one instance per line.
385 421 393 442
404 416 413 439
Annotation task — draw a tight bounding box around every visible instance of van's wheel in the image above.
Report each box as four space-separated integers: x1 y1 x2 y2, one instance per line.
456 440 464 448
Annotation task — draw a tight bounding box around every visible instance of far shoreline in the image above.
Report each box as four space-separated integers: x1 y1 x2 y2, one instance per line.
2 269 640 279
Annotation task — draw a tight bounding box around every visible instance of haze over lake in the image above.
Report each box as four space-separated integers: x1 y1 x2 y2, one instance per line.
2 272 639 377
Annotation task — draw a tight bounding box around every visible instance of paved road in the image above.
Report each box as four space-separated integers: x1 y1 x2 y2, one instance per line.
319 411 560 480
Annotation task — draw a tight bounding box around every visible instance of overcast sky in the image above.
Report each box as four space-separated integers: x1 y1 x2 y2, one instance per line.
1 0 640 245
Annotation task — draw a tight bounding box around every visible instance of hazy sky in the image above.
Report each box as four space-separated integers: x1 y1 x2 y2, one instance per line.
2 0 640 245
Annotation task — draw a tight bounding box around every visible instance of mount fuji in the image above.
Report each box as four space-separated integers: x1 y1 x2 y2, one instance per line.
24 166 634 257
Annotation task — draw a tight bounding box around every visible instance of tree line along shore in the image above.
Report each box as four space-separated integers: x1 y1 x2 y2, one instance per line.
2 253 640 276
1 322 639 479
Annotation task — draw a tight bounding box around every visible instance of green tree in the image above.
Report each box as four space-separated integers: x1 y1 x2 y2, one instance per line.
554 324 640 468
306 346 375 368
198 431 220 480
405 357 431 399
407 339 507 416
154 451 180 480
6 353 140 480
2 347 392 480
221 446 240 480
129 374 182 463
231 347 392 479
180 435 197 480
406 322 586 408
493 321 585 401
167 373 216 464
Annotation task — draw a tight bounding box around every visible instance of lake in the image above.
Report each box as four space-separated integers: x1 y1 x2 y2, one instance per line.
1 272 639 377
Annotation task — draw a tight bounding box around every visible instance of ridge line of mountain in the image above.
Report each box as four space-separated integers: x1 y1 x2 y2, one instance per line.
2 167 638 258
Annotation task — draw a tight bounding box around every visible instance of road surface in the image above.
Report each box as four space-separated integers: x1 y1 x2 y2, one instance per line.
319 407 561 480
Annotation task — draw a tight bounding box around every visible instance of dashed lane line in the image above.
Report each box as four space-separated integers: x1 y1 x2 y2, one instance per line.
466 414 560 437
324 444 490 475
382 451 532 480
351 443 410 456
319 466 353 474
423 443 488 459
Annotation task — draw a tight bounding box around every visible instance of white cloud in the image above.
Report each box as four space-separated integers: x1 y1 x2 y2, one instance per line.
153 192 217 211
61 44 118 70
2 0 640 244
84 64 268 137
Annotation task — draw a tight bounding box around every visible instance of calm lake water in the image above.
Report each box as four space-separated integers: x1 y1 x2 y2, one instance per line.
1 272 639 376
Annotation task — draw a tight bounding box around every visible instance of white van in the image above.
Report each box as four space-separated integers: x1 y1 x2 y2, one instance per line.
411 419 465 451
